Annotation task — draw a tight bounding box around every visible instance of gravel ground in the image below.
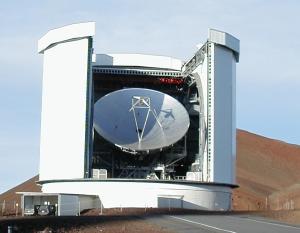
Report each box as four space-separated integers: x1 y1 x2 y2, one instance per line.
0 215 174 233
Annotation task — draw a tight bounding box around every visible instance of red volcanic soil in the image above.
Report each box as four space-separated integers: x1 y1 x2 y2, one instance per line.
233 129 300 211
0 175 40 215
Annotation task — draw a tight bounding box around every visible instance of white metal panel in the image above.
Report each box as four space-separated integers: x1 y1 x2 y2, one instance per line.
42 181 232 211
38 22 95 53
78 196 100 211
212 44 236 184
94 54 183 70
231 58 236 184
157 196 183 208
209 29 240 62
39 38 90 181
59 195 79 216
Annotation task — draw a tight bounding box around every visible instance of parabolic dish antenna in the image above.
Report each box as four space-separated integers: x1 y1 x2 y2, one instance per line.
94 88 190 153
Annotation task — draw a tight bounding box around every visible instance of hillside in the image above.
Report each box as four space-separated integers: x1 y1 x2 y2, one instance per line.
0 175 40 214
233 129 300 210
1 129 300 213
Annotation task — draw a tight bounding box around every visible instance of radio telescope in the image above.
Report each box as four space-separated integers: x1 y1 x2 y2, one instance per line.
94 88 190 153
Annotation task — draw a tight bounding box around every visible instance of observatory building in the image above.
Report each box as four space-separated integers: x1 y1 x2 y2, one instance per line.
21 22 240 215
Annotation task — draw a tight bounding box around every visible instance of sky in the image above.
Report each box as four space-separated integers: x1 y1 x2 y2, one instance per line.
0 0 300 193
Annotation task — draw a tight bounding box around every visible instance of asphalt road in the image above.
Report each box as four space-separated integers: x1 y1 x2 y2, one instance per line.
146 214 300 233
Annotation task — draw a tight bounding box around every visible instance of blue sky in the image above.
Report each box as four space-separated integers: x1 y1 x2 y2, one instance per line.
1 0 300 193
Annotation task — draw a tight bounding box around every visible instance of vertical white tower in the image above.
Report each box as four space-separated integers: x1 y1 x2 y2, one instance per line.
183 29 239 185
38 22 95 181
